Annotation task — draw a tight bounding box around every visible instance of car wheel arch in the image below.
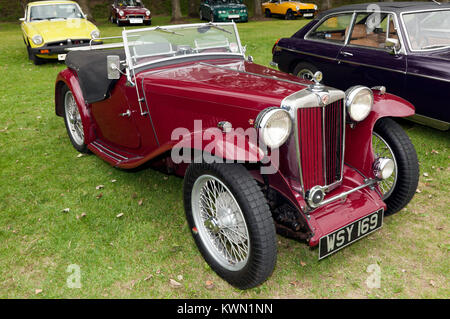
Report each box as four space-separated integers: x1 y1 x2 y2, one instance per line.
55 72 95 145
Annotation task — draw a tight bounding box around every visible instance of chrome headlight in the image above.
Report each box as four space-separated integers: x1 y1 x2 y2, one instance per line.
296 6 300 10
345 86 374 122
32 35 43 45
314 5 318 10
373 157 394 180
119 10 124 16
146 10 151 16
256 108 292 148
90 30 100 39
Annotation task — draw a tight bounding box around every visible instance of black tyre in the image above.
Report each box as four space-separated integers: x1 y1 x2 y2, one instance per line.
199 10 204 21
372 117 419 216
210 12 214 22
144 20 151 26
61 85 89 153
265 9 271 18
28 45 44 65
184 163 277 289
293 62 319 81
117 19 123 27
285 10 294 20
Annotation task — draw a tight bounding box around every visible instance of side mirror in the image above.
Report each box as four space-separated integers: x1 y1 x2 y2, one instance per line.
19 18 25 22
107 55 121 80
385 38 401 55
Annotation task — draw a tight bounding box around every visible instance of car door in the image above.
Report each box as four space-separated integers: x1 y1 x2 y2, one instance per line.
90 76 142 150
298 12 356 87
336 12 406 96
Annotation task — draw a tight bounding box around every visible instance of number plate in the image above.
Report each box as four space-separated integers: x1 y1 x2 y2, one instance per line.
303 13 313 17
58 54 67 61
129 18 143 24
318 209 384 260
228 15 240 19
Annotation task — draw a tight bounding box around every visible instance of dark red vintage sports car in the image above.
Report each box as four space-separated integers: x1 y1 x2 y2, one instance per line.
110 0 151 26
272 2 450 130
55 22 419 289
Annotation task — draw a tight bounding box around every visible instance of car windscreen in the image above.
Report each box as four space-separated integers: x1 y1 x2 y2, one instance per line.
118 0 142 7
402 9 450 51
123 23 243 69
29 4 83 21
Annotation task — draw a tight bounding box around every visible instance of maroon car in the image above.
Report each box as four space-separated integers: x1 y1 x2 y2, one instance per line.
55 23 419 289
110 0 151 26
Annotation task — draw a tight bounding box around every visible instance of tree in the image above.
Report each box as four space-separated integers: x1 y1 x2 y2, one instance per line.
171 0 183 22
75 0 94 21
253 0 262 19
188 0 200 17
321 0 332 11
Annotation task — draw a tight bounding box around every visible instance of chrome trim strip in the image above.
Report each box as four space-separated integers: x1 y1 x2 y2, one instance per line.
405 71 450 83
92 141 128 160
277 46 337 62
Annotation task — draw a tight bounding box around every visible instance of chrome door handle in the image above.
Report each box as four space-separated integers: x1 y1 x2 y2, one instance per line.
119 110 131 117
340 51 353 57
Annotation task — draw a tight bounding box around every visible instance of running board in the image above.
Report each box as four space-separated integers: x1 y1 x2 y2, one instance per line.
88 140 144 168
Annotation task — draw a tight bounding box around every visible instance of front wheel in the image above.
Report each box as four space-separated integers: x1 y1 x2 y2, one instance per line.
372 117 419 216
285 10 294 20
184 163 277 289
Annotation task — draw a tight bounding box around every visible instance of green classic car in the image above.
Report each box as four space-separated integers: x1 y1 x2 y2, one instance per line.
199 0 248 22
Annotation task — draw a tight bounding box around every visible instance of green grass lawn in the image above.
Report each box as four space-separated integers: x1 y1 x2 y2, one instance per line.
0 16 449 299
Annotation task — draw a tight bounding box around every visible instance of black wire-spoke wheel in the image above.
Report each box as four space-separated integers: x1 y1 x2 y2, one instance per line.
184 163 277 289
373 118 419 216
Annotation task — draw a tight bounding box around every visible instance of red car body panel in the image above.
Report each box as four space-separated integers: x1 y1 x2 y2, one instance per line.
55 56 415 248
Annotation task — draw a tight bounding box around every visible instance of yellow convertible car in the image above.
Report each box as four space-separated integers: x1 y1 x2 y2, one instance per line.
261 0 318 20
20 0 100 65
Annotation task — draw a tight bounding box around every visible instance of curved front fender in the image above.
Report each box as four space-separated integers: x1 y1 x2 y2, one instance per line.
170 127 265 163
55 69 96 144
344 92 415 177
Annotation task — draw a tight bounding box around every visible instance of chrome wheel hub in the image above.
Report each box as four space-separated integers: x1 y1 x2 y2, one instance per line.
372 132 398 199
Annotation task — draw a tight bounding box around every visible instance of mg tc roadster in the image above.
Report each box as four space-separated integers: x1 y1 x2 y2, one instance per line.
55 22 419 289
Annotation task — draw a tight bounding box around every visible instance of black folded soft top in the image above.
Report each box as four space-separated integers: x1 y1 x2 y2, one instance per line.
65 49 126 104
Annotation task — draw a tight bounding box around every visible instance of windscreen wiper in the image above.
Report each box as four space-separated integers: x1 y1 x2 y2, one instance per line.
154 27 184 36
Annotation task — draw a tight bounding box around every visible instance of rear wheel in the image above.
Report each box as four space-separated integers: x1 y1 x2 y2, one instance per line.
62 85 88 153
210 12 215 22
265 9 271 18
184 163 277 289
293 62 319 81
199 10 204 20
373 118 419 215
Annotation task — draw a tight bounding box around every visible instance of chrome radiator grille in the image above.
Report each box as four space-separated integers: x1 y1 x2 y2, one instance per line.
296 99 345 191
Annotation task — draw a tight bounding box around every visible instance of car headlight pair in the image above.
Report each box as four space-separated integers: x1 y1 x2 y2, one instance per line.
256 108 292 148
91 30 100 39
345 86 374 122
32 35 43 45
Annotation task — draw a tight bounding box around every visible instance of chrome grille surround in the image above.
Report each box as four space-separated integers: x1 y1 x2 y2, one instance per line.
281 86 346 196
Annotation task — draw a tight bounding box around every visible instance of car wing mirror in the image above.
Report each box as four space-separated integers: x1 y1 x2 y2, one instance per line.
385 38 401 55
107 55 121 80
19 18 25 22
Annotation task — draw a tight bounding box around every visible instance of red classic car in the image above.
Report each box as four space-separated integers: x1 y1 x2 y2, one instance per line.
55 22 419 289
110 0 151 26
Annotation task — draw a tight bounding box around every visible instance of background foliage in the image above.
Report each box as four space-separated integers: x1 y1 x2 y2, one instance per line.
0 0 439 22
